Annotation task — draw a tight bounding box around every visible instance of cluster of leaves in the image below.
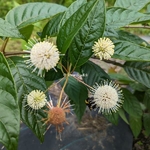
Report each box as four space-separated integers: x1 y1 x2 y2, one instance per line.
0 0 150 149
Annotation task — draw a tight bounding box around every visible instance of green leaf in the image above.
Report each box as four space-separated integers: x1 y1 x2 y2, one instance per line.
122 88 142 118
106 7 144 29
57 0 99 54
104 112 119 125
69 0 105 67
109 73 134 84
129 115 142 138
113 40 150 61
118 108 129 124
124 61 150 88
19 25 34 40
81 60 110 86
143 113 150 136
0 18 23 38
62 76 88 121
136 14 150 23
41 13 64 38
143 89 150 111
130 82 148 92
45 68 63 81
5 2 66 29
7 56 47 142
117 30 149 45
60 0 87 27
114 0 150 11
0 53 20 150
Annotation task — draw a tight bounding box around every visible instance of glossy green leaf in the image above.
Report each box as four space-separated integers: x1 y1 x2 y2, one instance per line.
129 115 142 138
124 61 150 88
81 60 110 86
104 112 119 125
41 13 64 38
122 89 142 118
114 0 150 11
7 56 47 142
62 76 88 121
60 0 87 27
5 2 66 29
143 89 150 111
0 53 20 150
57 0 99 54
106 7 144 29
69 0 105 67
113 40 150 61
118 109 129 124
45 68 63 81
143 113 150 136
0 19 23 38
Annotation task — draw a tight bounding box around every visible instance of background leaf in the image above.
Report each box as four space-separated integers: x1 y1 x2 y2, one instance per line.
106 7 144 29
143 89 150 111
62 76 88 121
57 0 99 54
19 25 34 40
113 40 150 61
7 56 47 142
45 68 63 81
122 88 142 118
143 113 150 136
69 0 105 67
129 115 142 138
114 0 150 11
81 60 110 86
118 108 129 124
5 2 66 29
0 19 23 38
124 61 150 88
0 53 20 150
41 13 64 38
104 113 119 125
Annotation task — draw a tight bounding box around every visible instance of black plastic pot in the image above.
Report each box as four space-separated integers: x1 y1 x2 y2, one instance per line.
0 110 133 150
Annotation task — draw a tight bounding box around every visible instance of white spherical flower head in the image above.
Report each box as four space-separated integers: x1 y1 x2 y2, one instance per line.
30 41 60 71
92 37 115 60
24 38 60 76
91 81 123 114
27 90 47 110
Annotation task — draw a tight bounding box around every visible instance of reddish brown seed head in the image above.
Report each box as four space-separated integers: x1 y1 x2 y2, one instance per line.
48 107 66 125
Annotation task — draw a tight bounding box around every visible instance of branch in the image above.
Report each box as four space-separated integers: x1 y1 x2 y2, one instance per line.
4 51 29 56
123 25 150 29
0 38 9 53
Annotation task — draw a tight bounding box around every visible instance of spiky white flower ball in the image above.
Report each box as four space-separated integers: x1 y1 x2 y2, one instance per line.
27 90 47 110
92 37 115 60
24 39 60 76
91 81 123 114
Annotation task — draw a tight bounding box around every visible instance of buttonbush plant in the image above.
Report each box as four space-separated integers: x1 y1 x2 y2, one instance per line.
0 0 150 149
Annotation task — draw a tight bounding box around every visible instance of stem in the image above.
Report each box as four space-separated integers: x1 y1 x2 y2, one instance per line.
57 73 69 107
57 64 72 107
71 75 94 90
0 38 9 54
